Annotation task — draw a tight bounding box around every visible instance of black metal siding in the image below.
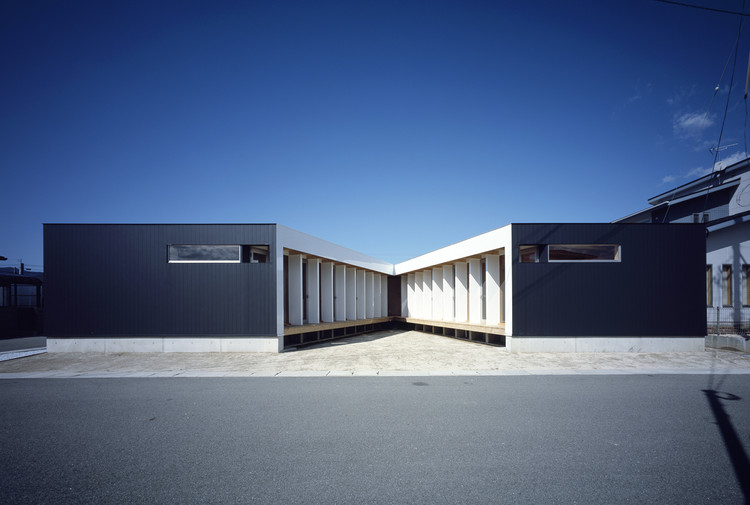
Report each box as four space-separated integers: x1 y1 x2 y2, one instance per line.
511 223 706 337
44 224 277 337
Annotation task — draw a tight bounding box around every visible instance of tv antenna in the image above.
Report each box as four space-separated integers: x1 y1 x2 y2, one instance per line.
709 143 739 171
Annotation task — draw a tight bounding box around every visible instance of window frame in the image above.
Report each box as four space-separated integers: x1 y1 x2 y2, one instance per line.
706 265 713 307
248 245 269 264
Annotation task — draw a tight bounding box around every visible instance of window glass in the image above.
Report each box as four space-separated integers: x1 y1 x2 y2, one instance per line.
241 245 269 263
743 265 750 306
250 245 269 263
706 265 713 307
168 245 240 263
519 245 539 263
722 265 732 306
549 244 620 262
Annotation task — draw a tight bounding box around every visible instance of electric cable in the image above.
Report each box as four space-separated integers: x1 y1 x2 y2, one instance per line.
663 0 746 223
701 0 746 217
655 0 750 17
745 90 748 155
706 47 734 120
745 51 750 154
711 2 744 171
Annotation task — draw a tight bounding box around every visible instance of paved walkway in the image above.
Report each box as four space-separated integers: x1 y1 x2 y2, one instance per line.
1 330 749 378
0 336 46 353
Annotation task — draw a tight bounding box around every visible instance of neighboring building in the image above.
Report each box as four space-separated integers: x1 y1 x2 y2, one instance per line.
43 222 705 353
617 157 750 335
0 272 43 338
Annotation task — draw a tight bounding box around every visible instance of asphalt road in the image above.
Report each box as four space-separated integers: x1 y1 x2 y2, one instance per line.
1 375 749 504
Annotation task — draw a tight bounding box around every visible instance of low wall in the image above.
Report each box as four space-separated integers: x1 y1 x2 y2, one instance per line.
47 337 282 353
507 336 705 353
705 334 749 353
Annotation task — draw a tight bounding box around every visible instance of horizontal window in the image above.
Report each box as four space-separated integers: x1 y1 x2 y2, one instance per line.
548 244 620 262
168 245 270 263
169 245 241 263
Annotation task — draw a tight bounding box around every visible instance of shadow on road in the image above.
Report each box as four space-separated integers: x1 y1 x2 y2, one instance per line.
702 387 750 504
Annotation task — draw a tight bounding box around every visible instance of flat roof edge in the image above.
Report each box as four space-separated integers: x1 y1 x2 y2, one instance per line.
277 225 394 274
394 224 512 274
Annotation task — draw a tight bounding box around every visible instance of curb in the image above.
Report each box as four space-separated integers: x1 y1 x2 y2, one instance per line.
2 368 750 379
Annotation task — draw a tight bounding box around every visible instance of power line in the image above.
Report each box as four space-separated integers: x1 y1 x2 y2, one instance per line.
654 0 750 17
705 46 735 120
710 0 745 170
701 0 746 217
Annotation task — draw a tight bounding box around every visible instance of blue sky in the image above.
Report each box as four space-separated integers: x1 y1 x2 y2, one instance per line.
2 0 750 269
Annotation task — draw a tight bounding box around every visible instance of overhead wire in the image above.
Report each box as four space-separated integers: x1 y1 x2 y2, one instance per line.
701 0 746 217
745 51 750 154
661 0 747 223
706 47 734 120
711 1 744 171
654 0 750 17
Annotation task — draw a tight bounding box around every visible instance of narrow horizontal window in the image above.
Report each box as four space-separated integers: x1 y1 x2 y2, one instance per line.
548 244 620 262
168 245 241 263
519 245 539 263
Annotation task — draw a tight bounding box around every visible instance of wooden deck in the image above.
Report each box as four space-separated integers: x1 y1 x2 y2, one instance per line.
283 316 506 348
394 317 506 335
284 317 391 335
284 316 505 336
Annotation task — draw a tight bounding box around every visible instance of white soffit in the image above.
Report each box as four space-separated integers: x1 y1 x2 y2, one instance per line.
394 224 512 275
277 225 394 275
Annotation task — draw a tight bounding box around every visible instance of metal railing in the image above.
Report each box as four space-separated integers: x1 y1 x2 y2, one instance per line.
706 307 750 336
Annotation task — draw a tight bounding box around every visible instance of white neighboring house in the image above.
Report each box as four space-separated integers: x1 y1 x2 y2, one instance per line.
617 157 750 335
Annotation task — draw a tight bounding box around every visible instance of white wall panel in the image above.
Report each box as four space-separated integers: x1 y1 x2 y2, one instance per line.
442 264 454 321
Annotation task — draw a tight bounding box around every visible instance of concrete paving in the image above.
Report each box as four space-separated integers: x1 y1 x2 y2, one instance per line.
1 329 749 378
0 336 46 352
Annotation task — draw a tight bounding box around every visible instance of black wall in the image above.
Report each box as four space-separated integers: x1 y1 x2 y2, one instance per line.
44 224 277 338
511 223 706 337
